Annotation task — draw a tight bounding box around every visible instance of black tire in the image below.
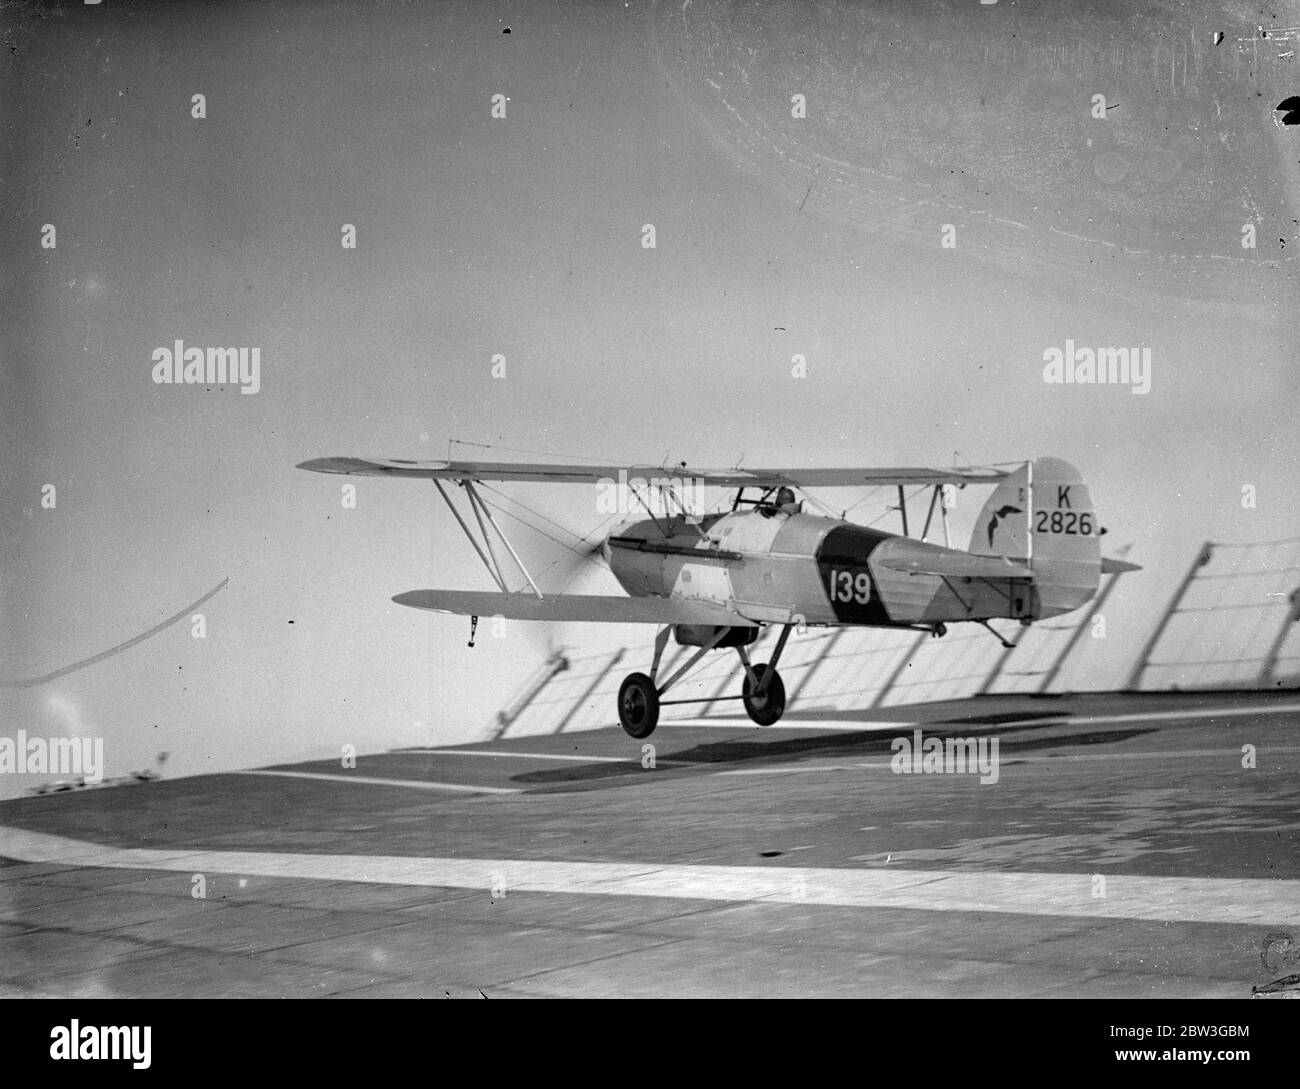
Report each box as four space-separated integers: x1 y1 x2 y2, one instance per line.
618 672 660 739
742 664 786 726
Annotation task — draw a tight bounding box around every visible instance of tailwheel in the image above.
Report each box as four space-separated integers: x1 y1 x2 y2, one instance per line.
618 672 660 739
742 663 786 726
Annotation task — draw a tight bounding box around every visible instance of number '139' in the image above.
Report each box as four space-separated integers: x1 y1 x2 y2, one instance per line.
829 569 871 604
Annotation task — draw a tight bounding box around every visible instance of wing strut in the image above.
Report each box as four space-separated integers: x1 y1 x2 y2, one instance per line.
431 479 544 599
465 482 510 589
465 481 544 599
433 480 503 590
919 484 954 547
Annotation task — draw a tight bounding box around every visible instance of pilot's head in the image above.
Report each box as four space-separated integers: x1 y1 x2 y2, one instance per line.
775 487 796 507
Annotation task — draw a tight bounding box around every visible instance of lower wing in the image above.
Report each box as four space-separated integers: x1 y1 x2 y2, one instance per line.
392 590 760 626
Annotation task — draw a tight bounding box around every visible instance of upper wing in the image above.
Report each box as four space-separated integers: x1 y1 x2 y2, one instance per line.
392 590 760 626
298 456 1008 488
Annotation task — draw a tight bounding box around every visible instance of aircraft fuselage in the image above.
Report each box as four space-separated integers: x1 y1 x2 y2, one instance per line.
605 508 1041 631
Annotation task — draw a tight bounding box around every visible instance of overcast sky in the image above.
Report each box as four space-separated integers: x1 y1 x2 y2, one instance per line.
2 0 1297 797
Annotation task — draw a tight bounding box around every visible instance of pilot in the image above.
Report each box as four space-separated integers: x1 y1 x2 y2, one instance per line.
759 486 795 519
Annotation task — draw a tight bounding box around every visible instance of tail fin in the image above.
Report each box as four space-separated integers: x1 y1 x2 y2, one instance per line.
969 463 1031 560
970 458 1101 618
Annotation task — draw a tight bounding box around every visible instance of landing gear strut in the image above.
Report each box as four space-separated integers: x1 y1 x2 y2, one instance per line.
736 623 791 726
616 622 794 738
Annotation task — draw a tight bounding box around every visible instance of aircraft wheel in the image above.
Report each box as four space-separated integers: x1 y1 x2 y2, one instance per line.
618 672 660 739
742 664 786 726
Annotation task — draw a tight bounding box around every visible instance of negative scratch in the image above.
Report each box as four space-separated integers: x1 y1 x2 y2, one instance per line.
0 577 231 688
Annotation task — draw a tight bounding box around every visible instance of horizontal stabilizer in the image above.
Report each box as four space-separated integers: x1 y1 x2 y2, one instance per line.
875 551 1032 580
299 456 1007 489
392 590 759 626
1101 556 1143 574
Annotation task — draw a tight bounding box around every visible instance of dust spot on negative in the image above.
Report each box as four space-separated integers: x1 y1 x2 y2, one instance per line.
1093 152 1130 185
1144 148 1180 185
920 100 950 133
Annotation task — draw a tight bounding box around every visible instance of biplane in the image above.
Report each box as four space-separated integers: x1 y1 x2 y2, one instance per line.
298 455 1139 739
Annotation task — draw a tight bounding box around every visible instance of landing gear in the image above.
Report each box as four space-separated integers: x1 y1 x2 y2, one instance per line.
618 673 659 739
615 621 795 739
741 663 786 726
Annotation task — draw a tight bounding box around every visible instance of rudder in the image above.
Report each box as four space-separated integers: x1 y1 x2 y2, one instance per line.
1027 457 1101 617
970 458 1101 618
